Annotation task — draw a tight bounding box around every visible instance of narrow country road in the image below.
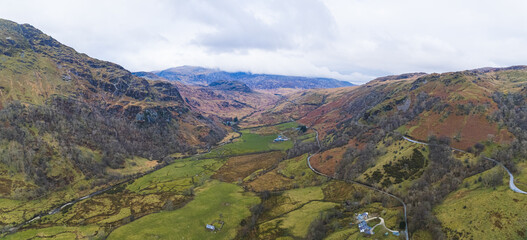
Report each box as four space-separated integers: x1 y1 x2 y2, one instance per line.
403 136 527 194
366 216 398 234
307 129 409 240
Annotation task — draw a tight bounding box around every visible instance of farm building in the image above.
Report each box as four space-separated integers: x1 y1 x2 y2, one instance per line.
273 135 289 142
357 212 368 221
205 224 215 231
356 212 373 235
358 221 372 234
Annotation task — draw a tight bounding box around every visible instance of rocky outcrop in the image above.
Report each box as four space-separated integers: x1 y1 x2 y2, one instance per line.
209 80 252 93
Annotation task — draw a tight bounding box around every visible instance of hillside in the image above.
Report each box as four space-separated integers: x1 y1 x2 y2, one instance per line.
0 19 225 208
301 67 527 152
172 80 282 120
291 67 527 239
133 66 354 89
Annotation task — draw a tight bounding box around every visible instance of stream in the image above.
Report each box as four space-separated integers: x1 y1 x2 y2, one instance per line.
6 172 145 235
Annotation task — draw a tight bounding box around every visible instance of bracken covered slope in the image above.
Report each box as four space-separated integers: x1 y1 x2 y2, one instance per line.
300 68 527 155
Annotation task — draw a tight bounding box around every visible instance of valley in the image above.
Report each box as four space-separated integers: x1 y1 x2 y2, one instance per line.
1 18 527 240
1 121 405 239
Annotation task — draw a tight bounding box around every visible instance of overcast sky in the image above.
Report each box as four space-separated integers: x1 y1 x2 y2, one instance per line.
2 0 527 84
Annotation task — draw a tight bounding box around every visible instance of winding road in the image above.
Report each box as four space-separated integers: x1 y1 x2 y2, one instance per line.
306 129 527 240
307 129 409 240
403 136 527 194
366 216 399 235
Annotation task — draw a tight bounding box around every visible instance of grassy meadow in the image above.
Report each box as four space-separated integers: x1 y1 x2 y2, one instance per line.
108 181 259 240
434 166 527 240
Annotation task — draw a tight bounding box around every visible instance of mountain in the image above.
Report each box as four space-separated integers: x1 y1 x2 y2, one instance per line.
0 19 226 203
133 66 354 89
287 66 527 239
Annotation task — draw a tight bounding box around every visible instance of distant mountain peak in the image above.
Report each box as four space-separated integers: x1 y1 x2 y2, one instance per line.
156 65 217 75
134 66 354 90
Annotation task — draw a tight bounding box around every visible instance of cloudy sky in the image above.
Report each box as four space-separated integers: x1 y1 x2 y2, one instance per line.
2 0 527 84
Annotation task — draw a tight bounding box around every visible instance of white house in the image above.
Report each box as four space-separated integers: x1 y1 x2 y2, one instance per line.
206 224 215 231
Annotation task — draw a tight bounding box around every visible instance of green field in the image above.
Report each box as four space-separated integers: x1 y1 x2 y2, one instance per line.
4 225 103 240
264 187 325 218
280 201 338 237
247 154 326 192
248 121 300 135
205 130 293 158
259 200 337 239
127 157 224 194
108 181 259 240
276 154 326 187
275 122 300 131
434 166 527 240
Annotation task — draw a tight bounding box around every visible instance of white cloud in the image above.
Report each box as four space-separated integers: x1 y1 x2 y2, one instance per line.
1 0 527 84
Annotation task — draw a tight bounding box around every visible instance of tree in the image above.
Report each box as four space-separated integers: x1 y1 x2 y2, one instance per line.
482 168 504 188
474 142 485 154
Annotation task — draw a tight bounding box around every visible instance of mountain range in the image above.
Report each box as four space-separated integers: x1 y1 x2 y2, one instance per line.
133 65 354 90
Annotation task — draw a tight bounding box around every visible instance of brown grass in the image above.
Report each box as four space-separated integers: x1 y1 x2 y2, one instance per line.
409 112 513 149
0 178 12 196
246 171 293 192
322 180 363 202
212 151 285 182
310 146 347 176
